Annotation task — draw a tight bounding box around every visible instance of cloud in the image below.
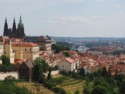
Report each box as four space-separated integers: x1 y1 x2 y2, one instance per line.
44 0 84 3
0 0 3 3
113 4 125 8
63 0 84 3
47 16 94 25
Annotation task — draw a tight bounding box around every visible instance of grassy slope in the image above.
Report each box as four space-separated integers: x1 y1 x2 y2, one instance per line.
53 75 85 94
17 82 53 94
17 74 85 94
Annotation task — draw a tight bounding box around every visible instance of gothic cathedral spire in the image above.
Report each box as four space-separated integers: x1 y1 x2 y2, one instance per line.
12 18 17 38
3 16 25 39
3 18 8 36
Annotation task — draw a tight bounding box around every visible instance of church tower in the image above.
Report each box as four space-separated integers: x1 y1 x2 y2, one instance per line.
17 16 25 38
3 18 8 36
12 18 17 38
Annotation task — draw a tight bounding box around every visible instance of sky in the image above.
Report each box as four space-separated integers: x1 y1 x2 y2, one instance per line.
0 0 125 37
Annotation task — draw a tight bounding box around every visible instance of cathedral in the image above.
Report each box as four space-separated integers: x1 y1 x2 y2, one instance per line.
3 16 25 39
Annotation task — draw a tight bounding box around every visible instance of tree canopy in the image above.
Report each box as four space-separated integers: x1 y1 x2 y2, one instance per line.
1 55 10 65
33 58 49 82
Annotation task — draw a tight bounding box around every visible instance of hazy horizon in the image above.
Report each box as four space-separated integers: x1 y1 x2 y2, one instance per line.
0 0 125 37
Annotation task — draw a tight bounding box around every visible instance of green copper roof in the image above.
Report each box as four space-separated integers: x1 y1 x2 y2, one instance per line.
18 15 24 27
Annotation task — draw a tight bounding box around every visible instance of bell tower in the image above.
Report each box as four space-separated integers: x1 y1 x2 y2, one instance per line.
3 18 8 36
17 15 25 38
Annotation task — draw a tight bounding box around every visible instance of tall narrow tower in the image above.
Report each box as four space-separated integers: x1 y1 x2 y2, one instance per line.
17 16 25 38
3 18 8 36
12 18 17 38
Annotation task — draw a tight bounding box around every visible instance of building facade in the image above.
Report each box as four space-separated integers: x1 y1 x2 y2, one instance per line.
0 36 40 64
23 36 53 54
57 58 76 72
12 42 39 61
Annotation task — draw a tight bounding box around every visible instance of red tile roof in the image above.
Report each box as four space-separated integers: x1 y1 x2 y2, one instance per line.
12 42 38 47
65 57 74 63
0 37 3 41
15 59 26 64
110 64 125 73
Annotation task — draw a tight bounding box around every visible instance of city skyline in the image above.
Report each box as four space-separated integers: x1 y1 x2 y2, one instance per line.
0 0 125 37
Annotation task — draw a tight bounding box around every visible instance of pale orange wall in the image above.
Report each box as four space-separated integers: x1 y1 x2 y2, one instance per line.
12 46 39 60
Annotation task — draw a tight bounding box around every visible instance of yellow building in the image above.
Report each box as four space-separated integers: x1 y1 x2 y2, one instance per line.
12 42 39 61
0 36 15 64
4 39 15 64
0 37 4 56
0 36 40 64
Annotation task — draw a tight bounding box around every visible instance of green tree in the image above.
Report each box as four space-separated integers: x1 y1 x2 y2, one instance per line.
33 58 49 82
52 44 60 53
115 74 125 85
102 67 108 77
63 52 70 57
47 67 52 80
74 89 80 94
1 55 10 65
91 85 108 94
79 68 85 77
119 79 125 94
83 87 89 94
52 43 70 54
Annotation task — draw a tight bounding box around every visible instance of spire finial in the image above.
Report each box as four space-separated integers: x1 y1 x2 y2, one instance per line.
18 15 24 27
20 15 22 23
5 17 7 23
13 17 16 22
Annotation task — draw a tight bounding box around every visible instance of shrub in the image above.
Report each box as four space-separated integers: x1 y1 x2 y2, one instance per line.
1 55 10 65
91 85 108 94
0 64 19 72
53 87 66 94
0 78 31 94
53 77 64 84
43 81 53 89
43 79 66 94
60 70 72 76
74 89 80 94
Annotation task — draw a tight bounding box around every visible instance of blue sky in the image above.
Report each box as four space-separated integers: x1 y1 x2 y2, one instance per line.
0 0 125 37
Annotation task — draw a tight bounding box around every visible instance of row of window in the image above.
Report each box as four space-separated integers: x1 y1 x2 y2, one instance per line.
25 48 32 51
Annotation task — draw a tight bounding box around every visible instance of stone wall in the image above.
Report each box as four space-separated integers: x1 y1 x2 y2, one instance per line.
0 72 18 80
51 70 59 75
45 70 59 76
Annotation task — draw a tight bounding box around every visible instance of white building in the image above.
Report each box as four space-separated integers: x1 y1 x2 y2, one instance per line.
57 57 77 72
